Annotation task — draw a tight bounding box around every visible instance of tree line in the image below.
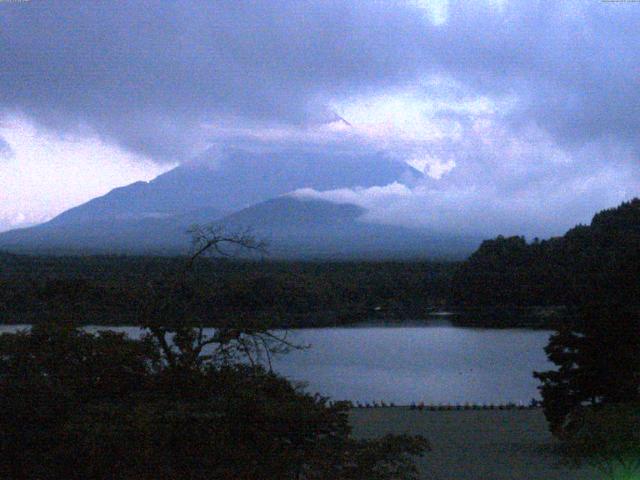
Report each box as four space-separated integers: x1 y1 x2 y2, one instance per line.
452 198 640 477
451 198 640 308
0 254 454 327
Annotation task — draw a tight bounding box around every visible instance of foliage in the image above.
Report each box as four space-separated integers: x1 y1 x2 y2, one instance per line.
450 235 566 307
0 254 454 327
564 403 640 479
451 198 640 308
531 200 640 435
534 303 640 435
452 199 640 436
0 229 429 479
0 323 156 479
0 325 428 479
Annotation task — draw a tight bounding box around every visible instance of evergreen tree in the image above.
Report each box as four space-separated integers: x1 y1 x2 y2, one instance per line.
534 201 640 434
534 303 640 435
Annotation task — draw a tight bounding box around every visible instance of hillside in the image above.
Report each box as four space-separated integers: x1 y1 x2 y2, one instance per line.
0 148 451 258
218 197 478 259
46 148 421 225
451 198 640 307
0 196 478 259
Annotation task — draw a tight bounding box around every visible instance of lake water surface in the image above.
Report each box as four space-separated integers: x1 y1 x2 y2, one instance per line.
0 324 553 405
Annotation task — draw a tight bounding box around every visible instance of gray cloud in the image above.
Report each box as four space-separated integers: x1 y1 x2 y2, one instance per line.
1 0 639 237
431 1 640 153
295 122 640 238
2 1 639 160
0 0 430 160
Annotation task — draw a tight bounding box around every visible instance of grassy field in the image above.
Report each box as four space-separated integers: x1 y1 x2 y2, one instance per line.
350 408 599 480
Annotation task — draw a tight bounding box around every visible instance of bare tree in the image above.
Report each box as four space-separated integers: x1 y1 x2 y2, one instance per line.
139 225 304 370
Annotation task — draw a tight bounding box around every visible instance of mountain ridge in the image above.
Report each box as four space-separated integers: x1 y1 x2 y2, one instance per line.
0 148 482 259
46 148 422 226
0 195 479 259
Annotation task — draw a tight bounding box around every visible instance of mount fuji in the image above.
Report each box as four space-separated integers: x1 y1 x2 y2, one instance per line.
0 147 479 258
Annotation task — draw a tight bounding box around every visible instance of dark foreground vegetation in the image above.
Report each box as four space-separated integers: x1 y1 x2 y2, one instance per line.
0 323 427 480
0 231 428 480
448 199 640 474
446 198 640 477
0 254 454 327
526 200 640 477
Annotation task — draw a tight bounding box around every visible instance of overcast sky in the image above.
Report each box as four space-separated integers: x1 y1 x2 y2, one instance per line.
1 0 639 236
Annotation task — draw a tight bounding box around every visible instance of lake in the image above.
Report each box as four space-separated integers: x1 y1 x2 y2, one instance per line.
0 323 553 405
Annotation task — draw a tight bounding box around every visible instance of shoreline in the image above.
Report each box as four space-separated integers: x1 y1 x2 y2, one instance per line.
349 403 541 410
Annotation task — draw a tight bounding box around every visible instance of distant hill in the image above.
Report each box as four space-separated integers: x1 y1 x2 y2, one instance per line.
0 195 479 259
0 146 462 258
451 198 640 307
216 197 479 259
46 148 421 226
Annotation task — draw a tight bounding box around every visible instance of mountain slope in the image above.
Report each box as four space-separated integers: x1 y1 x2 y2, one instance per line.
0 195 478 259
47 148 421 226
214 197 478 259
0 208 222 255
0 147 437 257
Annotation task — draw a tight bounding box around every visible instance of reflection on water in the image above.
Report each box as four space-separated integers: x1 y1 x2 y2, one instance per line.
0 324 552 404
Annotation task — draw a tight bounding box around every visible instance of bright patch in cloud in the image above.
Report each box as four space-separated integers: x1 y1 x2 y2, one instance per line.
0 116 171 232
292 118 640 238
410 0 449 25
328 80 517 153
407 155 456 179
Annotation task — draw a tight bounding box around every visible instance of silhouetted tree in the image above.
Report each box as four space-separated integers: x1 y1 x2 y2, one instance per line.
534 303 640 435
0 226 429 479
532 201 640 434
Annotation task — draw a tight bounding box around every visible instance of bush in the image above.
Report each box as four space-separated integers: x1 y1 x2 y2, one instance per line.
0 322 428 479
0 231 429 479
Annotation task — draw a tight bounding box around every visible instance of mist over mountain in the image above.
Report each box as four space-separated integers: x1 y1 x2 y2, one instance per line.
2 1 640 252
0 148 480 259
218 197 478 259
46 148 420 225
